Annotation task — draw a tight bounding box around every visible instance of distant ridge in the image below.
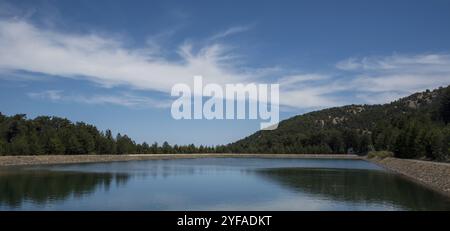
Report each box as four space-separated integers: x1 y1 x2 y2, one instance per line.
227 85 450 161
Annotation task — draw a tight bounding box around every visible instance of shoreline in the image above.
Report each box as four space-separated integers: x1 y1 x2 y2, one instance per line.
0 153 361 167
368 157 450 197
1 154 449 198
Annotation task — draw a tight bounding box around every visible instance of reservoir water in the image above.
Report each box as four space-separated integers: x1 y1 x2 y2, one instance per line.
1 158 449 210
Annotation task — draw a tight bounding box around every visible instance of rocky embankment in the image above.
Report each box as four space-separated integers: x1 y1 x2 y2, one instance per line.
369 157 450 197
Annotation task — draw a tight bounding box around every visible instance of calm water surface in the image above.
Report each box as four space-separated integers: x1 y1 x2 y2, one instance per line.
1 158 449 210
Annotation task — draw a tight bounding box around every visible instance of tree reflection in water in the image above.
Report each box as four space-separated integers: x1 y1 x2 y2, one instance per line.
0 170 129 208
255 168 450 211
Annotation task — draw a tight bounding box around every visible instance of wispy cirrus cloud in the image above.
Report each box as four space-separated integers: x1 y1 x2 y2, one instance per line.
28 90 63 101
209 25 252 40
1 19 450 111
28 90 171 108
336 53 450 71
278 74 330 88
76 94 171 108
277 54 450 107
333 54 450 104
0 20 260 93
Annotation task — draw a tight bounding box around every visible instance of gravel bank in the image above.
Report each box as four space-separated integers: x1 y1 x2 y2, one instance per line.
369 157 450 197
0 153 361 167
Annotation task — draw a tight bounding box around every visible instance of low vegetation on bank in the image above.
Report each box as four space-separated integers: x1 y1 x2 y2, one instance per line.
367 151 394 159
1 86 450 162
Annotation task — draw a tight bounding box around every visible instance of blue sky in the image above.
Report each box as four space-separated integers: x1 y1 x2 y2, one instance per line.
1 0 450 146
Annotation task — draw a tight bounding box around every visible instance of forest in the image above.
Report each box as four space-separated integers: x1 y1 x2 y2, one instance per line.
1 85 449 161
0 113 218 155
227 85 450 161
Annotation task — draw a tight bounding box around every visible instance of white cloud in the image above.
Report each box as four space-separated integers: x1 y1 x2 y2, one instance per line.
337 54 450 71
0 20 258 93
337 54 450 94
1 19 450 111
209 25 252 40
355 91 406 105
279 88 341 109
28 90 171 108
279 74 329 87
335 57 362 71
76 93 171 108
28 90 63 101
277 54 450 110
274 74 341 109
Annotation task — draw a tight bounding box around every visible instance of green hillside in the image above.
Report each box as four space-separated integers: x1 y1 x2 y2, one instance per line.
227 85 450 161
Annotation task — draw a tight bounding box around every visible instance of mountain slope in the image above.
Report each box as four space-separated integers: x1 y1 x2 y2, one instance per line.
227 85 450 160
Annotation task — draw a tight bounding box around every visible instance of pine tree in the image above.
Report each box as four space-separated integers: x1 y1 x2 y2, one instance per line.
28 132 44 155
66 134 83 154
430 129 446 160
105 129 116 154
359 134 374 154
9 135 29 155
440 87 450 124
77 130 95 154
162 141 172 154
151 142 159 154
0 139 6 155
49 137 65 154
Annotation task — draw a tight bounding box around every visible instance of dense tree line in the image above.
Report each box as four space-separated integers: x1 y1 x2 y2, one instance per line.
228 86 450 161
0 114 218 155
